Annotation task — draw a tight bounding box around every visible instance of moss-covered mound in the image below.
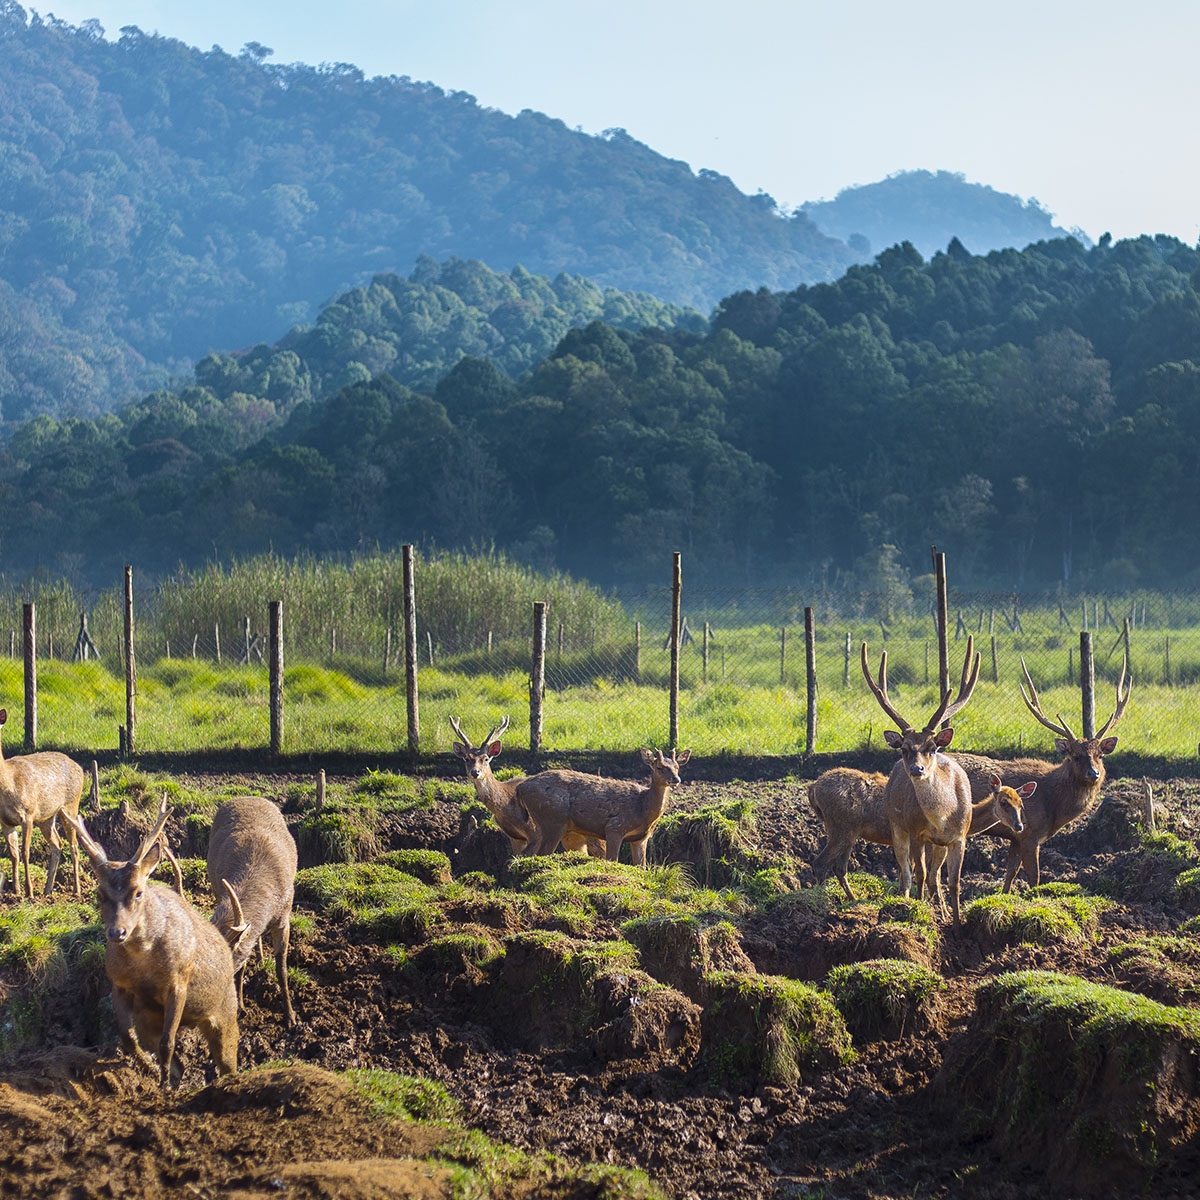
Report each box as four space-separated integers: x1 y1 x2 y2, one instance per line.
1095 831 1200 905
863 897 941 969
699 970 853 1091
648 798 768 888
376 849 453 887
964 883 1109 949
294 863 442 943
938 970 1200 1192
492 930 700 1065
1107 935 1200 1006
825 959 944 1042
621 916 754 1000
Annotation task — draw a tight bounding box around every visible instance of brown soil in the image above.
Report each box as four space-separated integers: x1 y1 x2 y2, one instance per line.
0 767 1197 1199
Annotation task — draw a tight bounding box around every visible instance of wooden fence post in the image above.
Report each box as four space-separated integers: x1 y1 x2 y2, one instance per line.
779 626 787 686
316 769 326 812
990 635 999 684
89 760 100 812
703 621 711 685
215 623 221 664
933 549 949 722
22 602 35 752
669 553 681 750
123 567 135 756
804 607 816 758
1080 631 1095 739
269 600 283 757
383 627 392 675
634 621 641 684
843 631 851 688
402 544 419 754
1165 636 1171 686
531 601 547 754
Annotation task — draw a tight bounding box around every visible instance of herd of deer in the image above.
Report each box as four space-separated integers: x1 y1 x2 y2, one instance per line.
809 636 1131 926
0 635 1128 1088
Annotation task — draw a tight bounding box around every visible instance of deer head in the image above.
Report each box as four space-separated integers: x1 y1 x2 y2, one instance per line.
986 773 1036 834
1019 655 1131 783
862 636 980 782
640 747 691 786
61 793 172 946
450 715 509 780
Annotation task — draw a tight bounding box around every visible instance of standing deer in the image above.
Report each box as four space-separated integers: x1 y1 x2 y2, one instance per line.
207 797 298 1026
0 707 85 899
62 796 238 1088
954 656 1131 891
450 716 601 855
808 765 1032 903
862 636 980 925
516 747 691 865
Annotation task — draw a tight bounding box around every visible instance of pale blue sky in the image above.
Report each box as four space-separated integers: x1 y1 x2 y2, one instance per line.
39 0 1200 244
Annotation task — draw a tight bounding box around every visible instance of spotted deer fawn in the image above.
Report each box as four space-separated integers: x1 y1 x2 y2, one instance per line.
862 636 980 925
207 797 298 1026
0 707 85 899
450 716 601 855
954 655 1131 891
808 765 1031 903
62 796 238 1087
517 747 691 865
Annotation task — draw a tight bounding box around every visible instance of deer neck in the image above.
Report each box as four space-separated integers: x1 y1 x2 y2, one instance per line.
1047 759 1105 833
908 756 962 829
642 778 672 823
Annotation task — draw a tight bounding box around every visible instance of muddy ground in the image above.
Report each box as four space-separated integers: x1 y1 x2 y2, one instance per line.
1 764 1198 1200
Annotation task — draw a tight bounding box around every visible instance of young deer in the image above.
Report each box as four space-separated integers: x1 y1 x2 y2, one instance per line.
0 707 85 899
207 797 298 1027
450 716 600 855
808 766 1031 903
954 656 1131 891
62 796 238 1088
517 747 692 865
862 636 980 925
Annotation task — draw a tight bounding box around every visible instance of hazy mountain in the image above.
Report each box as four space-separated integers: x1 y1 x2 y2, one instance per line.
801 170 1086 260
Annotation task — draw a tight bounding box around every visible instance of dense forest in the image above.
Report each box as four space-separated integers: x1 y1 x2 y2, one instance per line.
4 233 1200 594
802 170 1081 261
0 6 852 422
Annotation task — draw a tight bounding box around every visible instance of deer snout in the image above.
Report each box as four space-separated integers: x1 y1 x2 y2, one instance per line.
1086 766 1101 781
907 762 925 779
107 923 129 943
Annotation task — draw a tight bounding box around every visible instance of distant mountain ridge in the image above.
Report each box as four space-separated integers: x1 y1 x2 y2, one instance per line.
801 170 1085 260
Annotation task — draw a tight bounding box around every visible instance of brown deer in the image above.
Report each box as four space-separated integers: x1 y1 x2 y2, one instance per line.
808 766 1032 903
0 707 85 899
862 636 980 925
62 796 238 1088
954 656 1131 891
517 747 692 865
207 797 298 1026
450 716 601 855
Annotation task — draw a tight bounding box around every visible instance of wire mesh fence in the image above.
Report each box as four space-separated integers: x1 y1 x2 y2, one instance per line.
0 571 1196 762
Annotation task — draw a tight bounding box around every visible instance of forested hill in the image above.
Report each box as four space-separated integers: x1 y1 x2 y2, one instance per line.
6 234 1200 594
802 170 1082 260
0 8 851 423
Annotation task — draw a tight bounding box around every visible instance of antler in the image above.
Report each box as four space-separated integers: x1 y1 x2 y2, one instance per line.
59 810 110 869
450 714 509 750
132 791 173 867
1019 656 1078 742
922 635 980 732
1096 655 1132 738
221 878 249 935
449 714 471 746
861 642 913 732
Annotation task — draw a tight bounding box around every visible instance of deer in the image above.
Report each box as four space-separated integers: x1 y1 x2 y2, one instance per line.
61 796 238 1088
515 747 691 865
0 707 85 899
808 765 1033 903
449 716 602 856
862 635 980 925
207 796 298 1027
952 655 1131 891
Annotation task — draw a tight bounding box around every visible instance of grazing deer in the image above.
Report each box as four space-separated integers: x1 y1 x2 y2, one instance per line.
954 656 1131 891
207 797 298 1026
862 636 980 925
0 707 85 899
516 747 691 865
450 716 601 855
808 766 1032 903
62 796 238 1088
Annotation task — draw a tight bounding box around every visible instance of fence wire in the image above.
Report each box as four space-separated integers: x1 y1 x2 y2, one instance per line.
0 582 1195 761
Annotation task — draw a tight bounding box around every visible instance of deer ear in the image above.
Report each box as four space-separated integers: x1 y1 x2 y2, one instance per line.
0 708 6 725
883 730 903 748
989 773 1002 790
935 727 954 747
1019 781 1038 797
675 749 691 765
640 747 655 765
452 741 470 759
1054 738 1070 754
487 741 503 757
1098 736 1118 754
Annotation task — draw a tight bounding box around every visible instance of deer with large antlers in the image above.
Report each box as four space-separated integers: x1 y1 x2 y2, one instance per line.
450 716 601 855
62 796 238 1087
954 656 1131 891
862 635 981 925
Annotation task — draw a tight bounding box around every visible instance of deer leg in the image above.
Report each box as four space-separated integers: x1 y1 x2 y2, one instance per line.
945 841 965 927
628 838 648 867
202 1012 239 1078
270 917 295 1027
39 817 62 896
21 815 34 900
1001 841 1023 893
114 987 159 1077
924 844 948 915
891 830 914 898
66 820 80 896
1 826 17 896
604 827 625 862
1022 841 1042 888
158 981 189 1089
